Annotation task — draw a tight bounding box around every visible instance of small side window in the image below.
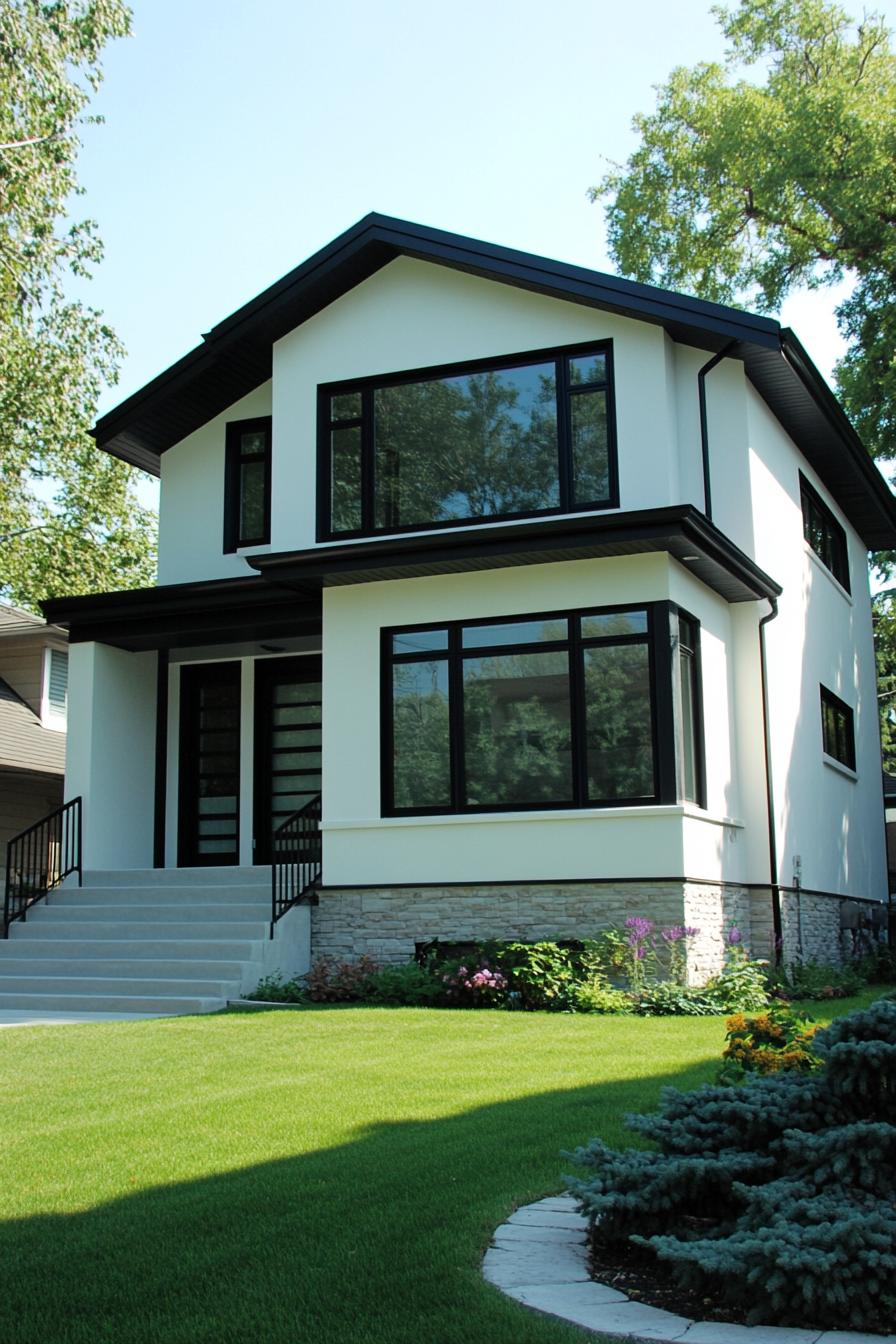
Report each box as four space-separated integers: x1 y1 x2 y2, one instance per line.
676 613 704 805
800 474 850 592
44 648 68 726
820 685 855 771
224 417 271 552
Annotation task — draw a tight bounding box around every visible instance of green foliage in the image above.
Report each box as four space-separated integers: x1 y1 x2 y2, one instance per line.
567 998 896 1330
361 962 448 1006
591 0 896 470
486 940 576 1010
566 974 632 1015
248 973 308 1004
702 940 770 1012
635 982 721 1016
0 0 156 610
769 956 868 1000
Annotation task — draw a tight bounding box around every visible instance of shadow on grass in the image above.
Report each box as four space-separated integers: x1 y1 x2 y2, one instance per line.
0 1055 716 1344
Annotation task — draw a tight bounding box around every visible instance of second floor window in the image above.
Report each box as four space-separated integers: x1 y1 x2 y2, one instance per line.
821 685 856 771
224 417 271 551
319 342 617 538
800 474 849 592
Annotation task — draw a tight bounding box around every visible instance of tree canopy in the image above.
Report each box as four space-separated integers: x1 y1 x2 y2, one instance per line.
0 0 156 611
591 0 896 463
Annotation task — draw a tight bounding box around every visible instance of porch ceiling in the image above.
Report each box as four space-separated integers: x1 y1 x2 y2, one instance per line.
41 576 322 652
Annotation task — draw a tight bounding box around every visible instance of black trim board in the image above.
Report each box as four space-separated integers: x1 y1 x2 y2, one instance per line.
89 213 896 550
249 506 781 605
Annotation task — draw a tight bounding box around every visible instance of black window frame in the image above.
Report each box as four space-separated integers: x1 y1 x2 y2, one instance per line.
317 340 618 541
223 416 272 552
381 601 704 818
800 473 850 593
673 609 705 808
820 685 856 772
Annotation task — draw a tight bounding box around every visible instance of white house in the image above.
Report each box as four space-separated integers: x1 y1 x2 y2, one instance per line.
8 214 893 1014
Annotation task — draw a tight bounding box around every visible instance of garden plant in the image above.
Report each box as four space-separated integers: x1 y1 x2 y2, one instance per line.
567 997 896 1331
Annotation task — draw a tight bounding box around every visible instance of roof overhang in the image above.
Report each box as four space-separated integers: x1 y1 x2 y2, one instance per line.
41 576 322 653
248 507 782 606
91 213 896 550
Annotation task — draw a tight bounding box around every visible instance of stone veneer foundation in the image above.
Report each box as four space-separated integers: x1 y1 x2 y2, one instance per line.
310 881 857 979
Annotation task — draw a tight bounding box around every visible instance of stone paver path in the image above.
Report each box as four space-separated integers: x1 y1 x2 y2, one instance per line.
483 1196 896 1344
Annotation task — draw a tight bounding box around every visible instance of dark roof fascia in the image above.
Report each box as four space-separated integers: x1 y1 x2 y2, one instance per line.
248 507 782 605
92 214 782 475
41 575 322 653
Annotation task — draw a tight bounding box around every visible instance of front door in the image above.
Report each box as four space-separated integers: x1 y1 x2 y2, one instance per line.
178 661 241 867
253 656 322 864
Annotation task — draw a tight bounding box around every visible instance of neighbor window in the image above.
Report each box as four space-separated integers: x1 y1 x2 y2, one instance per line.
224 417 271 551
384 606 660 815
43 648 68 725
821 685 855 771
800 474 849 592
320 343 617 538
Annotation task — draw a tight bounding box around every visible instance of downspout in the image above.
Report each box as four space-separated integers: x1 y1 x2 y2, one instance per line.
697 341 737 522
758 597 784 961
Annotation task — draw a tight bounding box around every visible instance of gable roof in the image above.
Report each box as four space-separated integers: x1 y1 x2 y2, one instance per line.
92 213 896 549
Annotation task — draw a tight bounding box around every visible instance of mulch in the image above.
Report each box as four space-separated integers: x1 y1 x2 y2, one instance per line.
588 1235 749 1326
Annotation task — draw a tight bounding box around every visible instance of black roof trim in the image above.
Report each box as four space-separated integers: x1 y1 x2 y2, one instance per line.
41 575 321 652
91 213 896 548
248 506 782 606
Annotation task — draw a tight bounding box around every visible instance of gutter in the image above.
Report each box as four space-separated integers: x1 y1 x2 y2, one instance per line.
697 341 737 522
758 596 783 959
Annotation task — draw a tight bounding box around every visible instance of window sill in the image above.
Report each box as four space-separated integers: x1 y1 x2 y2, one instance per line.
323 805 743 832
823 753 858 781
805 543 852 604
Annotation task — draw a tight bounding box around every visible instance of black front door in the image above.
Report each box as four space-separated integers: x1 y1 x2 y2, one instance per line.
178 662 241 867
254 656 322 864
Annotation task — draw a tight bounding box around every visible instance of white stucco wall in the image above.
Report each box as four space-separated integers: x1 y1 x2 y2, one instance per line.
65 643 157 870
157 382 272 584
745 389 886 900
321 553 745 886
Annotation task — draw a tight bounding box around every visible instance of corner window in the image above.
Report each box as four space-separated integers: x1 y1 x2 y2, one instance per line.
321 342 617 539
800 474 849 592
384 605 661 815
821 685 855 771
224 417 271 551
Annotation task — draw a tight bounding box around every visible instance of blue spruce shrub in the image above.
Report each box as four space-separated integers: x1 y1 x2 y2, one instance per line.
566 998 896 1331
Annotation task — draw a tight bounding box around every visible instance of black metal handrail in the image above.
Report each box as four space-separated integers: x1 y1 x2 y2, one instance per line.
3 797 82 937
271 793 321 932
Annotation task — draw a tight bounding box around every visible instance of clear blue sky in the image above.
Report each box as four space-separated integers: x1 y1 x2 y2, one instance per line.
72 0 896 428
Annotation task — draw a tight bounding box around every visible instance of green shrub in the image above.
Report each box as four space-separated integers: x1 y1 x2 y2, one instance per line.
701 934 770 1012
567 974 632 1014
567 998 896 1331
362 962 448 1006
491 941 576 1010
769 957 867 1001
247 972 308 1004
635 982 720 1016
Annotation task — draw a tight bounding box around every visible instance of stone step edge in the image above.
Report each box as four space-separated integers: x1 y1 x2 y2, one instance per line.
483 1196 896 1344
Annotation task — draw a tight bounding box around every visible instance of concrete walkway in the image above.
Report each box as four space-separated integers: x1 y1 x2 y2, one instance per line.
0 1009 174 1027
484 1196 896 1344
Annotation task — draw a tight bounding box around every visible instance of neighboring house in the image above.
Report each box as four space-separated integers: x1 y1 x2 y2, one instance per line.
38 214 896 988
0 605 67 874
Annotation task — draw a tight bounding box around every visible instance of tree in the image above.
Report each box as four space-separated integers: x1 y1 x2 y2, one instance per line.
591 0 896 463
0 0 156 612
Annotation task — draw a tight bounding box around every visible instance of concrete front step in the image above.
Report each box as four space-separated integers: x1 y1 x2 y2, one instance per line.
0 991 225 1014
57 887 271 906
0 937 264 960
0 956 249 979
83 867 271 888
0 975 242 997
27 902 268 923
10 919 270 941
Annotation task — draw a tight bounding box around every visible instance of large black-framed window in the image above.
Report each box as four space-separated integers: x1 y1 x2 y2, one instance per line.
224 417 272 552
381 603 702 817
319 341 618 540
820 685 856 771
800 474 849 593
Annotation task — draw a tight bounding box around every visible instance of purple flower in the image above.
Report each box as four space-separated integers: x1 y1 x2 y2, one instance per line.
625 916 655 938
726 925 742 946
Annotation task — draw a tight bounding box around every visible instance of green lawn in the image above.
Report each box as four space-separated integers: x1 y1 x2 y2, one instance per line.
0 993 883 1344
